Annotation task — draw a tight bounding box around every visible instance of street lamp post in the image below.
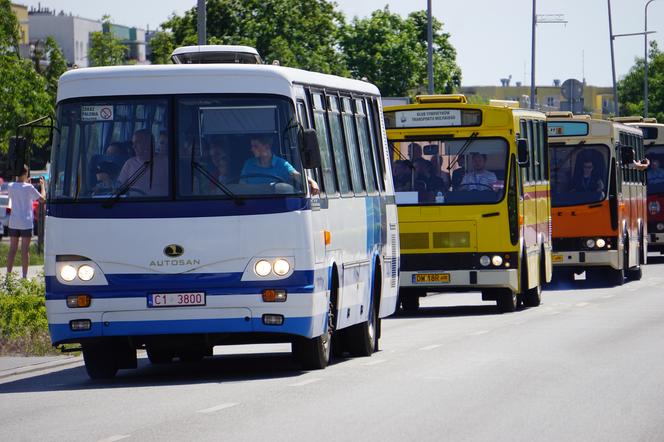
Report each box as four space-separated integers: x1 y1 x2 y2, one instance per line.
197 0 206 46
645 0 659 117
530 1 566 109
427 0 434 94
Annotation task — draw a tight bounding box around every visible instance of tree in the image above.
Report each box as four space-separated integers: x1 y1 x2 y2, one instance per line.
161 0 348 75
618 41 664 121
0 0 52 153
341 7 461 97
149 31 175 64
43 37 67 102
88 15 128 67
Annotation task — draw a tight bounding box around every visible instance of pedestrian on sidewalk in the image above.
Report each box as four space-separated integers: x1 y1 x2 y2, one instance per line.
6 165 45 279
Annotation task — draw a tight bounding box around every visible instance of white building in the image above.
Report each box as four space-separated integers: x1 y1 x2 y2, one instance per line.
29 9 101 67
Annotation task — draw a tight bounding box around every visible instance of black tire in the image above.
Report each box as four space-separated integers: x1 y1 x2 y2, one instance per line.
345 299 378 357
82 343 119 380
523 283 542 307
400 289 420 312
294 331 331 370
627 265 642 281
179 348 206 363
496 288 517 313
608 267 625 286
146 346 174 364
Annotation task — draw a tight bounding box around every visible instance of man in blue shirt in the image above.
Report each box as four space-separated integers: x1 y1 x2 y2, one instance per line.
240 136 319 195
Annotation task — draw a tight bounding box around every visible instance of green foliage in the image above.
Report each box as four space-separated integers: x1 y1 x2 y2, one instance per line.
0 0 20 57
161 0 348 75
618 41 664 121
0 273 52 355
149 31 175 64
89 15 128 67
43 37 67 102
341 7 461 97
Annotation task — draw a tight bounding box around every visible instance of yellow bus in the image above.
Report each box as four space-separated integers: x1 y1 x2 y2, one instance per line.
384 95 552 313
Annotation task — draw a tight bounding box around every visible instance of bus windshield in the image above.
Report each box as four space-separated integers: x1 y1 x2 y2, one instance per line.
550 144 609 207
646 145 664 195
390 137 508 205
50 96 305 201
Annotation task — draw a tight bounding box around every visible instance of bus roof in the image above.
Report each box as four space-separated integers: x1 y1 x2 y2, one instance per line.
57 64 380 102
547 115 643 138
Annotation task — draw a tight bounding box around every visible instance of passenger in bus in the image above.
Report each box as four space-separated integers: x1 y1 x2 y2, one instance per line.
413 158 448 194
104 142 130 166
459 152 497 190
117 129 169 196
92 161 120 195
206 140 232 186
451 155 466 188
647 158 664 184
241 135 319 195
571 160 604 193
408 143 423 161
157 130 169 154
393 160 412 191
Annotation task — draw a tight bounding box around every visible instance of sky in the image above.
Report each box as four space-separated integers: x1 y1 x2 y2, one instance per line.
19 0 664 87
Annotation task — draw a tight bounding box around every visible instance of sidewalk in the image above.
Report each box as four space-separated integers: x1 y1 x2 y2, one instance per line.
0 354 82 380
0 265 44 280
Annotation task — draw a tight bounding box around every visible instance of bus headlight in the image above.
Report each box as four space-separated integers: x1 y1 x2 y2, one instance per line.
596 238 606 248
60 265 77 282
658 223 664 231
273 259 290 276
491 255 503 266
479 255 491 267
650 201 661 215
77 265 95 281
255 260 272 277
585 239 596 249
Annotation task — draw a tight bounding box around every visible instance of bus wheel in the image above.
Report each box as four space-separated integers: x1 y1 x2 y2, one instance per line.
294 331 331 370
82 343 119 380
607 266 625 286
146 346 174 364
523 284 542 307
346 298 377 357
399 288 420 312
496 288 517 313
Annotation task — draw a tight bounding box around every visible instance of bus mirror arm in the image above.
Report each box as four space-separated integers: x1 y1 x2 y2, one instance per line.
517 138 529 166
301 128 322 169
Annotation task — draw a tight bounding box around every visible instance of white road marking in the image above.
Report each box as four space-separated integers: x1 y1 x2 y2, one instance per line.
196 403 238 414
469 330 489 336
419 344 441 351
575 302 589 307
603 294 615 299
97 435 130 442
362 359 387 366
289 378 321 387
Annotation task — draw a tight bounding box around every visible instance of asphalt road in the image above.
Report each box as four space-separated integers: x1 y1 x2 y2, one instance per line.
2 256 664 442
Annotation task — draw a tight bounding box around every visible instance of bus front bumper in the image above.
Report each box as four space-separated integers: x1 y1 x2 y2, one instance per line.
551 249 619 269
399 269 519 293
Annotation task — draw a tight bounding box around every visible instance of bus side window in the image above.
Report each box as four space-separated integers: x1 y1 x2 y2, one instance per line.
311 92 339 196
367 98 386 192
355 98 378 194
327 95 353 196
541 121 550 181
340 96 366 194
519 120 530 183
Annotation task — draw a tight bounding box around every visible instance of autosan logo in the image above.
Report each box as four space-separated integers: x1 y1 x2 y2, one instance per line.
149 244 201 268
164 244 184 257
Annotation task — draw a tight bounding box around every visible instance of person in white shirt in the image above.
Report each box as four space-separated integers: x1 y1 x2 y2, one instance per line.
117 129 168 196
459 152 497 191
6 165 45 278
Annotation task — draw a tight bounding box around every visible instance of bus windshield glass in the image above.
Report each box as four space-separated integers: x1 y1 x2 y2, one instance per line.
50 96 305 201
390 137 508 205
646 145 664 195
550 144 609 207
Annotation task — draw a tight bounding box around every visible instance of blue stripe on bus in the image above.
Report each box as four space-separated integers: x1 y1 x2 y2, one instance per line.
47 197 311 219
49 315 323 344
45 270 315 299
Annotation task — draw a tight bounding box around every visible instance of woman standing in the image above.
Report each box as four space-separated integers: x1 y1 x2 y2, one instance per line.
6 165 45 278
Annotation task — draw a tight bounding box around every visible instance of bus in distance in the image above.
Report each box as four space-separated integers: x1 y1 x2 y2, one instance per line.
384 95 552 313
548 113 647 285
45 59 399 379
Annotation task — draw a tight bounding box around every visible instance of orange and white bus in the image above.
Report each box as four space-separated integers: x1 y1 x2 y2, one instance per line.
548 113 648 284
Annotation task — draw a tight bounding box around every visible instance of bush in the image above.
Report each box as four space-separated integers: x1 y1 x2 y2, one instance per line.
0 273 54 355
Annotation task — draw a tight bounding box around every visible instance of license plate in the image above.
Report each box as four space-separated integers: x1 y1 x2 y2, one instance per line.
552 254 564 263
148 292 206 307
413 273 450 283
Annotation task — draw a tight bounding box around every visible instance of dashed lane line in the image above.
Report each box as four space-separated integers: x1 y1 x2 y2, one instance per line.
289 378 322 387
468 330 489 336
97 435 130 442
419 344 442 351
575 302 590 307
196 403 239 414
362 359 387 366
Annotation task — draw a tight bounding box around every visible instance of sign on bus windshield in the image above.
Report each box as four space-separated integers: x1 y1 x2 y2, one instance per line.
548 121 589 137
385 108 482 129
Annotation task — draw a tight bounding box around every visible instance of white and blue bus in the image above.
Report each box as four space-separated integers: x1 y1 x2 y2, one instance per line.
45 60 400 379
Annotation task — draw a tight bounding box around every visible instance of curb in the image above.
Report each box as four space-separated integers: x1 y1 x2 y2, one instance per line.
0 356 83 380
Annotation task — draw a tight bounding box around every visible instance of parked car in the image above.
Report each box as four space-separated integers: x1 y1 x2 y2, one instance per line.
0 194 10 240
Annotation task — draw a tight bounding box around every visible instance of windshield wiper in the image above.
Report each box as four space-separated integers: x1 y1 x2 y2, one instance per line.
191 161 244 206
101 160 152 209
448 131 479 173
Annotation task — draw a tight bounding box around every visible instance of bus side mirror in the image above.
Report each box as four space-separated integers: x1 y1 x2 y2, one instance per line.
8 136 28 177
621 146 635 164
517 138 529 165
300 128 321 169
